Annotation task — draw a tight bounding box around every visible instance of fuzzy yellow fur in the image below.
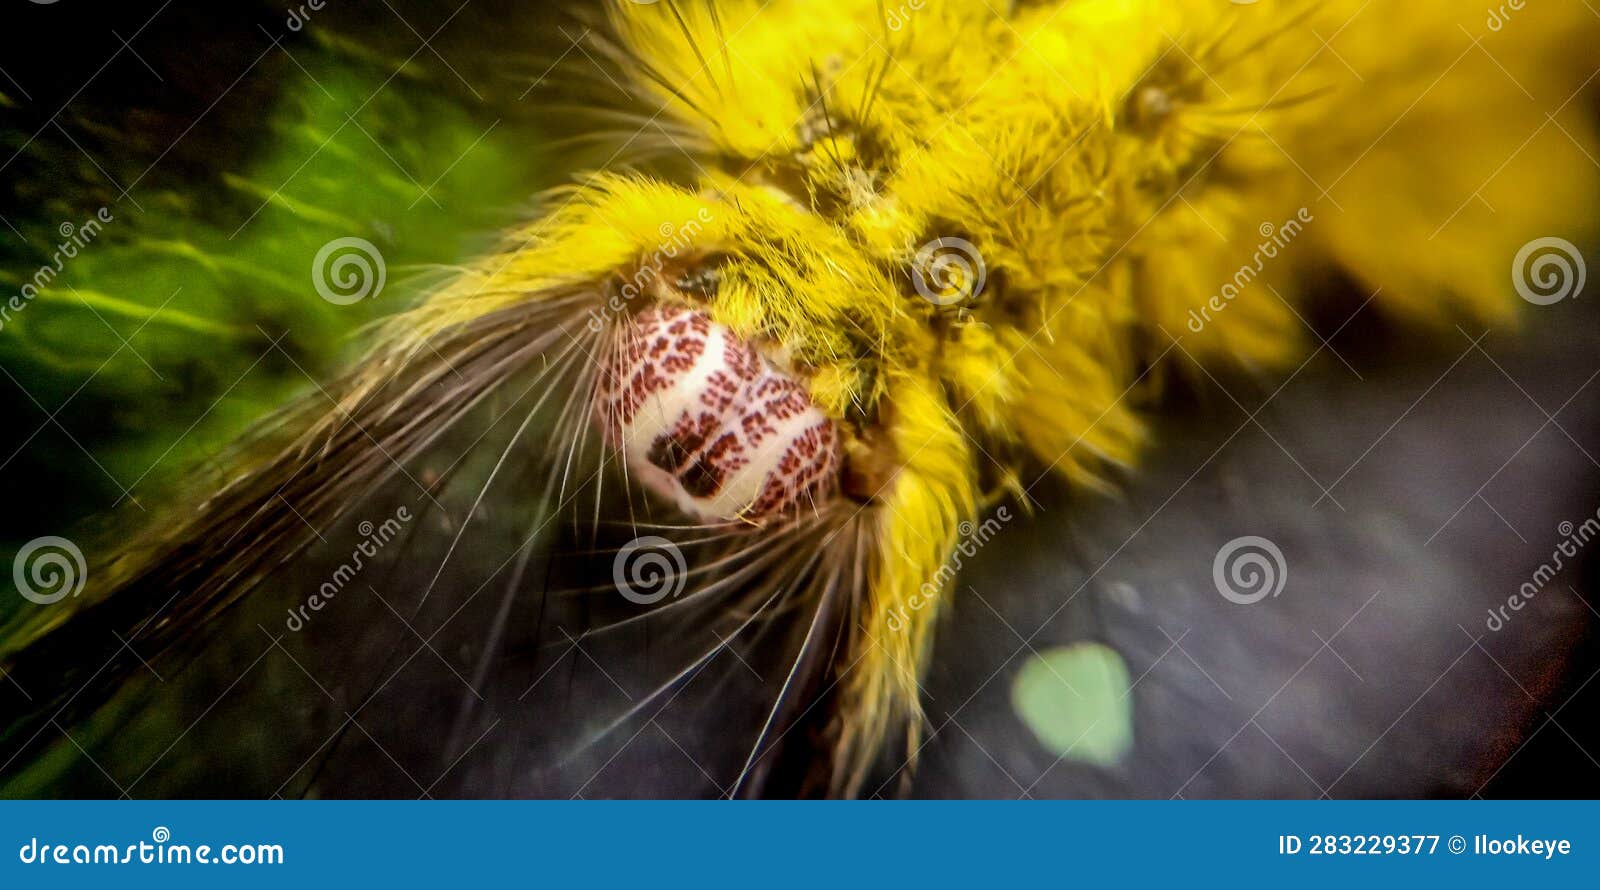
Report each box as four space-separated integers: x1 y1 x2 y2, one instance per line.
396 0 1598 791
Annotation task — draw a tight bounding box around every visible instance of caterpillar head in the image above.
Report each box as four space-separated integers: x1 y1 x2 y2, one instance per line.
387 0 1150 790
416 173 933 528
594 303 840 522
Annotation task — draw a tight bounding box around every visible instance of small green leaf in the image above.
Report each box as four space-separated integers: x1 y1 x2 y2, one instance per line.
1011 642 1134 767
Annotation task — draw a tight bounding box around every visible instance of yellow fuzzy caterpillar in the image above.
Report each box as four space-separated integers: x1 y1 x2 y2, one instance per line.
5 0 1597 797
463 0 1596 790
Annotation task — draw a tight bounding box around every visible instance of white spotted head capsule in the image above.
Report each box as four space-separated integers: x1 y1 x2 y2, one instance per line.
595 305 840 522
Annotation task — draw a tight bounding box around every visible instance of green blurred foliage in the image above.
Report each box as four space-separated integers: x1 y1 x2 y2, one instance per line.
0 38 546 553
